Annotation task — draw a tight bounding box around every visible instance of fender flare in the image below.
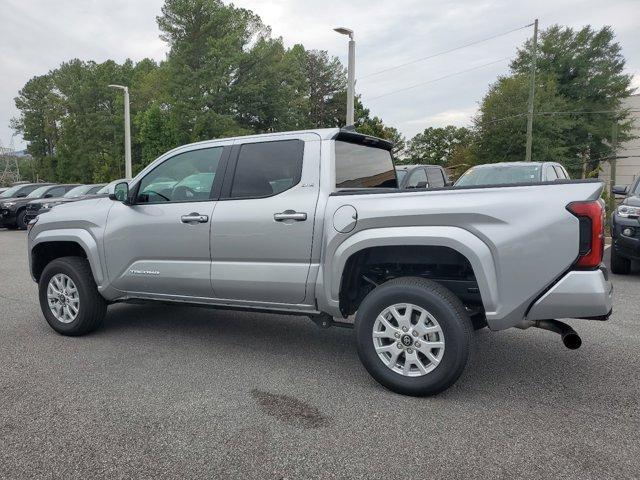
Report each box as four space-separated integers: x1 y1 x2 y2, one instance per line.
322 226 499 318
30 229 105 287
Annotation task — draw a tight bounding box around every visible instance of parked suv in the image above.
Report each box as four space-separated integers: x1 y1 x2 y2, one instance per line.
25 183 106 223
395 165 451 189
610 177 640 274
28 128 612 396
455 161 570 187
1 184 78 229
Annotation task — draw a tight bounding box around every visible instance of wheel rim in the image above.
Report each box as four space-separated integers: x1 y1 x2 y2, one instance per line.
372 303 445 377
47 273 80 324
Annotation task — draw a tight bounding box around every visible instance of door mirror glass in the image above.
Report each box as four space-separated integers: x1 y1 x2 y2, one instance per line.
111 182 130 203
612 185 628 196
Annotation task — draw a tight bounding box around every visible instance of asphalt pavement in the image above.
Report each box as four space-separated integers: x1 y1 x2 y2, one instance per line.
1 229 638 479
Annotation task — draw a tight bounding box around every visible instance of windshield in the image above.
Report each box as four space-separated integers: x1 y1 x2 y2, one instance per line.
27 186 50 198
0 185 24 197
63 185 92 198
86 184 105 195
455 164 542 187
96 180 123 195
335 141 397 188
633 179 640 195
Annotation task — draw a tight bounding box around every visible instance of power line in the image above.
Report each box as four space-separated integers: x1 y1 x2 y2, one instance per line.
359 23 532 80
364 58 510 102
480 109 640 126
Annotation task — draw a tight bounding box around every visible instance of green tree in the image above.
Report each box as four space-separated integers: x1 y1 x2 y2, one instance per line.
405 125 472 166
473 75 574 167
476 24 635 174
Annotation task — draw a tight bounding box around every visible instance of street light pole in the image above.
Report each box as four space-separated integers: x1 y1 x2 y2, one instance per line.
334 27 355 127
108 84 132 179
525 19 539 162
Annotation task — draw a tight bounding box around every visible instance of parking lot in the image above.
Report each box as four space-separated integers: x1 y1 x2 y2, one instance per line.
1 229 638 479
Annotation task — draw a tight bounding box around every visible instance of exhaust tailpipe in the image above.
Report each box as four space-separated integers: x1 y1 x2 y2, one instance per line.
516 319 582 350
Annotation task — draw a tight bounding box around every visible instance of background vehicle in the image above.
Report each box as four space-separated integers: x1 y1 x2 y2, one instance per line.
1 184 78 229
610 177 640 274
0 182 48 201
28 128 611 396
395 164 451 189
455 161 570 187
25 183 106 223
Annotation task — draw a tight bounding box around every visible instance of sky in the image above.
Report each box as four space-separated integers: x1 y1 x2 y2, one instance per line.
0 0 638 151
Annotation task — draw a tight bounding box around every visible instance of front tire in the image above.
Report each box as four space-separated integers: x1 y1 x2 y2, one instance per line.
39 257 107 336
355 277 472 396
610 246 631 275
16 209 28 230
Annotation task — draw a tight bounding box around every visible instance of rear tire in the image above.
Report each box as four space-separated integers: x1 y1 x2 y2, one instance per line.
610 247 631 275
355 277 472 397
39 256 107 336
16 209 28 230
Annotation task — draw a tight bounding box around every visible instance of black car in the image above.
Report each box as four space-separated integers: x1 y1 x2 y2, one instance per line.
395 165 451 189
0 184 79 229
25 183 106 223
610 177 640 274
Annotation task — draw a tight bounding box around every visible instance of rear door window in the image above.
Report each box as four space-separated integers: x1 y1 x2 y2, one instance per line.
46 186 67 197
229 140 304 199
553 166 565 179
406 168 428 188
426 168 445 188
335 141 397 188
546 165 559 181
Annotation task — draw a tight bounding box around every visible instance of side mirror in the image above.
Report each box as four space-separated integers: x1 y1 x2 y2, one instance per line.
110 182 130 204
445 180 454 187
612 185 628 196
17 193 26 198
416 181 428 188
44 194 53 198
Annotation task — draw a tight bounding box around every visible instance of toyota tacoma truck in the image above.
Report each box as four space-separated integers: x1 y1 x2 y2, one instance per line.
27 128 613 396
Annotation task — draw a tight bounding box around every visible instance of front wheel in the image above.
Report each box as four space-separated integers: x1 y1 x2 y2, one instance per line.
16 209 28 230
610 246 631 275
38 256 107 336
355 277 472 396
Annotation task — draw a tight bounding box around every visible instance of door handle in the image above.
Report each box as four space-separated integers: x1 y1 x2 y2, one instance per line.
181 213 209 224
274 210 307 222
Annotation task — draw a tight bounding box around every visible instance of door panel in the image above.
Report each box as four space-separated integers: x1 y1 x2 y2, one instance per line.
105 201 216 297
104 144 229 298
210 135 320 304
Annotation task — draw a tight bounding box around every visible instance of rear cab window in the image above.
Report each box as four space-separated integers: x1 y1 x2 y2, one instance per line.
335 139 397 189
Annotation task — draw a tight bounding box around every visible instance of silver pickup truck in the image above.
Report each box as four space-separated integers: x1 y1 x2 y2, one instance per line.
27 128 612 396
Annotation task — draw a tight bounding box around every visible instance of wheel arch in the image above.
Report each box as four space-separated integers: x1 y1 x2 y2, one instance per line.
30 229 104 286
323 226 499 318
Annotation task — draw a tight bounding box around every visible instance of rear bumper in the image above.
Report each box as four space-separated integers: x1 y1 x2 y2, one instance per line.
526 266 613 321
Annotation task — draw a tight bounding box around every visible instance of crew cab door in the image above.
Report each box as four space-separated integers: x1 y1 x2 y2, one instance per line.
104 143 230 298
210 134 321 304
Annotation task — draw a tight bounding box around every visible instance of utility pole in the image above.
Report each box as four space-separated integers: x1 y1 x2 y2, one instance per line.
525 19 538 162
610 123 618 213
334 27 356 126
108 84 132 179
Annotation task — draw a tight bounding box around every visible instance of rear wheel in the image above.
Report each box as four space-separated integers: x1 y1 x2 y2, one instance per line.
610 246 631 275
39 257 107 335
355 277 472 396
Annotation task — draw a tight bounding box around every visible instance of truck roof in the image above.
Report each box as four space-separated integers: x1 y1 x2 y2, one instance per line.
166 128 394 154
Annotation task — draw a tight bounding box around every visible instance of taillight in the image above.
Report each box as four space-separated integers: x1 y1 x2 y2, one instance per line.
566 200 604 269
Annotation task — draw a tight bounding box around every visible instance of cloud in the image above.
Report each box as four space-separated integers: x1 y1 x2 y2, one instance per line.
1 0 638 150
